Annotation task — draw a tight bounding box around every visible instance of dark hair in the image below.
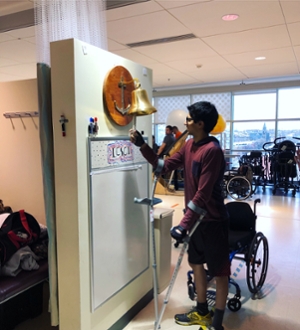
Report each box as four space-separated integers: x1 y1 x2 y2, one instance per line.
187 101 218 133
166 125 173 131
172 126 178 130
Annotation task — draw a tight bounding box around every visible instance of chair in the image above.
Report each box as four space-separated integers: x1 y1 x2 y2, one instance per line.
187 199 269 312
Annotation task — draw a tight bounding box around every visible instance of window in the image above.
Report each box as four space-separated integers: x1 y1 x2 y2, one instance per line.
232 92 277 151
233 92 276 120
154 124 166 146
232 121 275 151
277 120 300 144
278 88 300 119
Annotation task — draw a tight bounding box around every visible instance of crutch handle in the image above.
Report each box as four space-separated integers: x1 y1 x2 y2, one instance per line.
174 208 207 248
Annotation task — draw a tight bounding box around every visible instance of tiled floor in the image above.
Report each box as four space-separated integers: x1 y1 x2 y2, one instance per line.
124 186 300 330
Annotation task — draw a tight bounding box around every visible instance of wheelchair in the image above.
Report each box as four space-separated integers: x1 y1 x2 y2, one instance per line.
187 199 269 312
223 165 254 201
263 137 299 196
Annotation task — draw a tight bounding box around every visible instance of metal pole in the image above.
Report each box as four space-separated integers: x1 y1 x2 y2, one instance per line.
150 175 159 327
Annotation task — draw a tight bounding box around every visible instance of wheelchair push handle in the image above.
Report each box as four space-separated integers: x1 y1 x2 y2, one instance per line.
254 198 261 215
262 137 286 152
293 137 300 147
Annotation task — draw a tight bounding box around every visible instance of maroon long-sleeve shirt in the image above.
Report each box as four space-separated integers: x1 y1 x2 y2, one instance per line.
141 136 228 230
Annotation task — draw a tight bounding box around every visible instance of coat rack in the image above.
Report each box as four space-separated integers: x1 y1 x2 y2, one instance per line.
3 111 39 119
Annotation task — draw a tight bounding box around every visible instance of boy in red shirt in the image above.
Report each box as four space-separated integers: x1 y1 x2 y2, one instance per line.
130 101 230 330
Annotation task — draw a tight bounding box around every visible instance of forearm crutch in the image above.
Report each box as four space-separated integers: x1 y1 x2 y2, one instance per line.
134 159 164 326
154 202 207 330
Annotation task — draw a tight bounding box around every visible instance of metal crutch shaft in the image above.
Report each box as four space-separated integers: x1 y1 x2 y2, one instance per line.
154 211 207 330
151 160 165 326
150 174 160 325
134 159 164 328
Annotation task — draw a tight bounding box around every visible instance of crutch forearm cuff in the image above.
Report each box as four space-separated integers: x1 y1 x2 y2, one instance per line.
187 201 207 217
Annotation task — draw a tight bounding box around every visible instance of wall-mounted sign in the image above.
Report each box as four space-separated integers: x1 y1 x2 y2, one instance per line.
107 140 133 164
89 137 147 169
103 66 135 126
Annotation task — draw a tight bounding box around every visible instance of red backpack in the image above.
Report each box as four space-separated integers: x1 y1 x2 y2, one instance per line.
0 210 41 266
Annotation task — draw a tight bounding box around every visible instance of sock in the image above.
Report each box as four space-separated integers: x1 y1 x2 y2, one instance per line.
196 301 209 316
212 308 225 330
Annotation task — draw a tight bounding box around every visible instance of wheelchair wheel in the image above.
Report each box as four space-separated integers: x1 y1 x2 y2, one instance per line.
227 297 241 312
227 176 252 200
246 232 269 294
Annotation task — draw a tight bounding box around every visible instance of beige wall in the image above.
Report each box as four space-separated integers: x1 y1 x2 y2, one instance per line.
0 79 46 224
50 39 153 330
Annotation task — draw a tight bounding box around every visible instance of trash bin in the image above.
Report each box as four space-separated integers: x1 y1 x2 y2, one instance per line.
153 207 174 293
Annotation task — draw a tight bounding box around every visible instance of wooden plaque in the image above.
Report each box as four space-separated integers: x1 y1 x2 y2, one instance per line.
103 66 135 126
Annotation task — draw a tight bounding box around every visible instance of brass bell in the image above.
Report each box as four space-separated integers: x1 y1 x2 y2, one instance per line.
128 79 157 116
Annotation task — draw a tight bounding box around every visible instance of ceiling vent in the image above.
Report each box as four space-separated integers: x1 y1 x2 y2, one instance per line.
126 33 197 48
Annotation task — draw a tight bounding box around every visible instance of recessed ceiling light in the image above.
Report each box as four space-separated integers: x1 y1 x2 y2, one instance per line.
222 14 239 21
255 56 266 61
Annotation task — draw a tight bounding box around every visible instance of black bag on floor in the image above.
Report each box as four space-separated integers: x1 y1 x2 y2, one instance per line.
0 210 41 265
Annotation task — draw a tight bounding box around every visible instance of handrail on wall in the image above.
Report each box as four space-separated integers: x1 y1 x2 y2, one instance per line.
3 111 39 118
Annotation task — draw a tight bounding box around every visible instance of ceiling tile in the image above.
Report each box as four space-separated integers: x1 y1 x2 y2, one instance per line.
0 72 24 82
203 26 291 55
287 22 300 46
154 0 205 10
187 66 247 83
107 39 127 51
224 47 297 67
107 11 190 44
294 45 300 62
239 62 299 78
145 62 179 75
24 36 35 44
153 71 200 88
0 57 19 67
0 32 14 43
6 26 35 38
169 1 285 37
281 2 300 24
0 62 36 79
0 39 36 63
166 55 233 73
112 48 158 66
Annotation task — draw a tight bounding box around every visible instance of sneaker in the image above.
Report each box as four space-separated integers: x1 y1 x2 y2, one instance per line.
174 307 212 326
199 326 224 330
